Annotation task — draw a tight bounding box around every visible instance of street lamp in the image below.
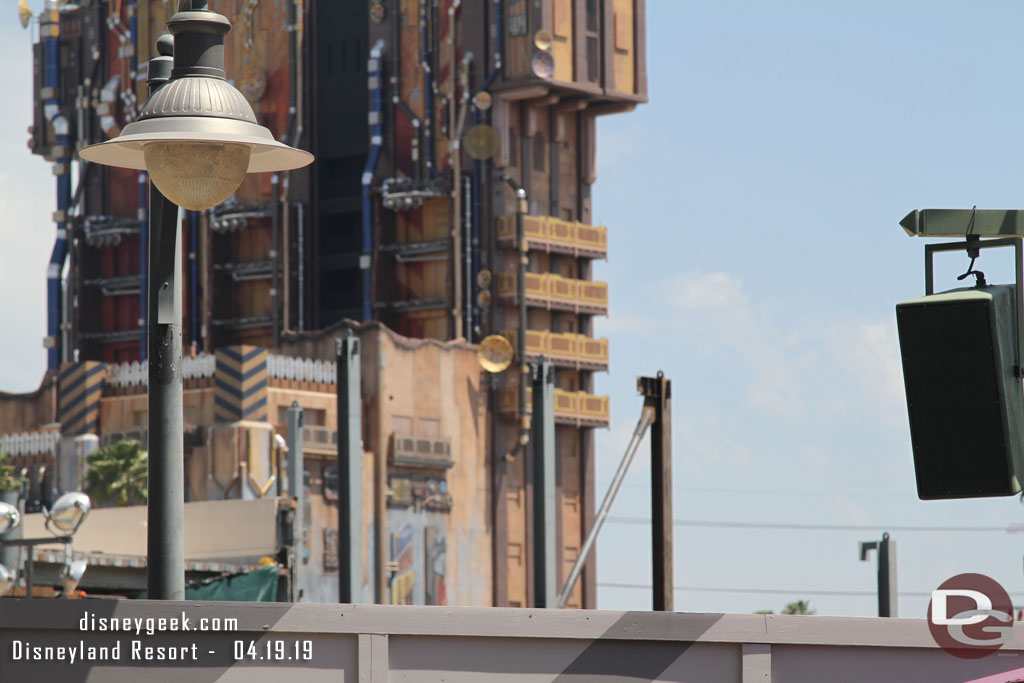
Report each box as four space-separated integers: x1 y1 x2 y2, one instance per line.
79 2 312 211
77 0 313 600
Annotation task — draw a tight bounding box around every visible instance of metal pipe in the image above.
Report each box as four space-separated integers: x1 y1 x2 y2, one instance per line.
139 173 149 359
271 173 280 345
480 0 503 91
189 210 199 354
280 0 299 333
501 174 529 460
463 174 472 341
296 201 304 330
557 407 656 608
472 109 481 337
362 40 387 322
43 1 70 371
420 0 439 178
449 50 466 338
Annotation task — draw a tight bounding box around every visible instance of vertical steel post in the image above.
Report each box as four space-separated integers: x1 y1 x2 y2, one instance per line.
287 402 305 601
879 533 897 617
147 187 184 600
337 330 363 603
532 357 556 607
860 533 898 617
641 372 673 611
145 40 184 601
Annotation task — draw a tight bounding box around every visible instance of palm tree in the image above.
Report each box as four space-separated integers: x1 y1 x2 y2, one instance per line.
0 451 23 492
782 600 815 615
83 441 148 507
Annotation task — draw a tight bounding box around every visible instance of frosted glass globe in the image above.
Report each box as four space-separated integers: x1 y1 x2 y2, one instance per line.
143 141 251 211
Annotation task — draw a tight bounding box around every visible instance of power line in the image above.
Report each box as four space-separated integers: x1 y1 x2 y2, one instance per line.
606 516 1020 533
607 483 913 500
597 582 936 598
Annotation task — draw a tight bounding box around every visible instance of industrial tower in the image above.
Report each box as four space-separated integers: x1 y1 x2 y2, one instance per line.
4 0 646 607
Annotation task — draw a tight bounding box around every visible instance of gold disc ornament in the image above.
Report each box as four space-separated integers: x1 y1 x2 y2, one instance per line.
476 269 492 289
473 91 492 111
478 335 514 373
531 51 555 79
534 29 553 50
464 124 500 160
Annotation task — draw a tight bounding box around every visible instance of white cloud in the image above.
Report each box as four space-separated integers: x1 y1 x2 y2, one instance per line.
666 270 905 426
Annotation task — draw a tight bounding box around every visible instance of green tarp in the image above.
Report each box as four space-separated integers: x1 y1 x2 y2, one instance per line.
136 564 279 601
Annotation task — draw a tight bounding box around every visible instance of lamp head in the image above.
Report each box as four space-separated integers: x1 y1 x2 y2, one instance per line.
61 558 88 596
0 501 20 536
0 562 13 597
78 4 312 210
46 491 91 535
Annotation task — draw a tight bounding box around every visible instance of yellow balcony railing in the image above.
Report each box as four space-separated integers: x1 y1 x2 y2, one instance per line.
497 387 610 427
495 273 608 315
496 215 608 259
500 329 609 370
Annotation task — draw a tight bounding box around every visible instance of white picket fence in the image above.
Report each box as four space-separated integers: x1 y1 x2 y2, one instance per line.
102 352 336 388
0 430 61 457
267 354 337 384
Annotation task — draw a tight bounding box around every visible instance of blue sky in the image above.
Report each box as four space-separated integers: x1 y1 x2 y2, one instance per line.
3 1 1024 617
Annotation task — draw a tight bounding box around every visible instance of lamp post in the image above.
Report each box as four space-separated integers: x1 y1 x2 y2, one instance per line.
79 0 312 600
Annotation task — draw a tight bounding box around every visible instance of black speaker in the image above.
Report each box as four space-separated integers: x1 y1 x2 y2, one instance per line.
896 285 1024 499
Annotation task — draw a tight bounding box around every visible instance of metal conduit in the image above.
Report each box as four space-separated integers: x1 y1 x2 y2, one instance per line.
43 0 70 371
361 40 387 322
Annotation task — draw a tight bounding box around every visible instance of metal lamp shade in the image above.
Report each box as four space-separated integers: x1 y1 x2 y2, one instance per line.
79 115 312 174
47 491 90 534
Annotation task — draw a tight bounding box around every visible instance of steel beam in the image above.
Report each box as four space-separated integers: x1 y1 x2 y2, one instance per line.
532 357 557 607
860 533 898 617
336 330 363 603
640 372 673 611
287 402 305 601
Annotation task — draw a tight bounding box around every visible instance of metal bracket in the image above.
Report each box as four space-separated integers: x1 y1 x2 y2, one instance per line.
924 237 1024 378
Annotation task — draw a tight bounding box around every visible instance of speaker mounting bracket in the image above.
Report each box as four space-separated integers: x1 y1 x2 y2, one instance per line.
924 237 1024 378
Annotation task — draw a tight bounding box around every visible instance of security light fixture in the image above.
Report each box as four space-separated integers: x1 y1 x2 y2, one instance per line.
45 491 91 535
78 1 312 211
0 501 20 536
61 553 88 596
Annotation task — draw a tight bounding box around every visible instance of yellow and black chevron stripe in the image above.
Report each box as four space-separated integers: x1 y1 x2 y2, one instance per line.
58 361 107 436
214 346 269 423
